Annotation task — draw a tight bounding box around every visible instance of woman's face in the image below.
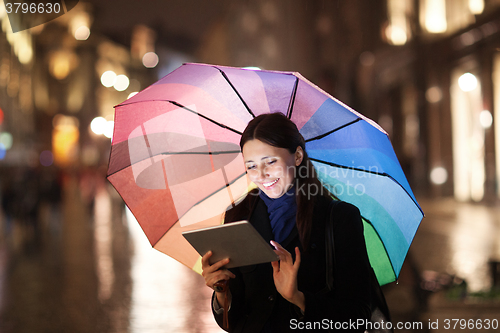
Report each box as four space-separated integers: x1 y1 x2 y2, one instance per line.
242 139 303 199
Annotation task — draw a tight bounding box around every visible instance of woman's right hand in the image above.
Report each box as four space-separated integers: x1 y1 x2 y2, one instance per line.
201 251 236 291
201 251 235 308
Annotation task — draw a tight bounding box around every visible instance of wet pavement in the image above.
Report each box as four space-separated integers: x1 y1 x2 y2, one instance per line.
383 198 500 333
1 172 500 332
0 173 223 333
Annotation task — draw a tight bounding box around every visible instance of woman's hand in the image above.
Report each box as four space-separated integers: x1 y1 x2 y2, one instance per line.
270 241 305 312
201 251 235 306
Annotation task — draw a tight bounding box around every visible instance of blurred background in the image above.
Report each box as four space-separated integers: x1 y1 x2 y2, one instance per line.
1 0 500 332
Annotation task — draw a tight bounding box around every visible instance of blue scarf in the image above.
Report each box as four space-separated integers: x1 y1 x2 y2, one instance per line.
259 186 297 243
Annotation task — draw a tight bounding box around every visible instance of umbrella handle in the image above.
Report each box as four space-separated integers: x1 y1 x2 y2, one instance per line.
214 280 229 330
213 279 228 292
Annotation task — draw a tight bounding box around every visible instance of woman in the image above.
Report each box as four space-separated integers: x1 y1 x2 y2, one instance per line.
202 113 373 332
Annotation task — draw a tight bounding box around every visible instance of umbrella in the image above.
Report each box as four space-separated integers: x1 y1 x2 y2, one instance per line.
107 63 423 285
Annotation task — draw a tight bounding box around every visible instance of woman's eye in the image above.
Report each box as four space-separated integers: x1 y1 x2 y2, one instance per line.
246 165 256 170
266 160 276 165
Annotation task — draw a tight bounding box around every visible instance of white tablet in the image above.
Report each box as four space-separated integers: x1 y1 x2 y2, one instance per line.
182 221 279 268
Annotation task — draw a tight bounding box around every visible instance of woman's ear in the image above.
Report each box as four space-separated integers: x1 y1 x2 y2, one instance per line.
295 146 304 166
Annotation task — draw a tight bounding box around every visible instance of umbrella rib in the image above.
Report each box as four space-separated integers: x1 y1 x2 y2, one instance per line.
184 171 247 211
106 151 241 177
305 118 361 143
361 215 399 283
216 68 256 118
328 200 403 283
286 77 299 119
313 159 424 216
155 172 248 242
118 99 243 135
159 150 242 156
168 101 243 135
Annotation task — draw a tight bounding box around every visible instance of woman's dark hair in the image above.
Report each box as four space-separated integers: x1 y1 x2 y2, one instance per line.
236 112 332 248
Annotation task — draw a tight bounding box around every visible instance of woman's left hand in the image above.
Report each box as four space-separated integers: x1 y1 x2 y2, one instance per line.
270 240 305 312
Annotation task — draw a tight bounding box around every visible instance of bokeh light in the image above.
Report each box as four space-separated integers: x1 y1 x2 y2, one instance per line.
127 92 139 99
0 132 13 150
142 52 159 68
469 0 485 15
75 26 91 40
426 86 443 103
479 110 493 128
40 150 54 167
458 72 478 92
104 121 114 139
91 117 107 135
386 25 407 45
359 52 375 67
52 115 79 167
114 75 130 91
0 143 5 160
424 0 447 33
0 107 4 125
49 51 76 80
430 167 448 185
101 71 117 88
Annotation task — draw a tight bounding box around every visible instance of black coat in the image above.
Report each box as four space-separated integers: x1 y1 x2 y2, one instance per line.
212 194 372 332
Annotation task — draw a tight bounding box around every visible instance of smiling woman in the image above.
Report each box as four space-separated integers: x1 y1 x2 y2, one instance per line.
200 113 383 333
242 139 302 199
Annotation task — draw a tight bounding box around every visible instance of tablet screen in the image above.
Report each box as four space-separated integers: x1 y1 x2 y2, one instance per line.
182 221 279 268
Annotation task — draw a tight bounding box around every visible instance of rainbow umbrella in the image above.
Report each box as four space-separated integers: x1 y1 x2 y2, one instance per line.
107 63 423 285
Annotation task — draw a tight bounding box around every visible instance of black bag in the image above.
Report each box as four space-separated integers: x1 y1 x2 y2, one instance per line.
325 200 393 333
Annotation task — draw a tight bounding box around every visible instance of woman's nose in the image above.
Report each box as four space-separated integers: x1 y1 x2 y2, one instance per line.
255 166 268 181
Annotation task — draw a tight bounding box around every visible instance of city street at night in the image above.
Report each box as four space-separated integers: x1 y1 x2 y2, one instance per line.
0 173 499 332
2 1 500 332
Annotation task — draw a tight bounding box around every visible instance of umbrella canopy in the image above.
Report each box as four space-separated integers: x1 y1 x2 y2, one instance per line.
107 63 423 285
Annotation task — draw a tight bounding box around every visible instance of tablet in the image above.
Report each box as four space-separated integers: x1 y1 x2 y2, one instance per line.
182 221 279 268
